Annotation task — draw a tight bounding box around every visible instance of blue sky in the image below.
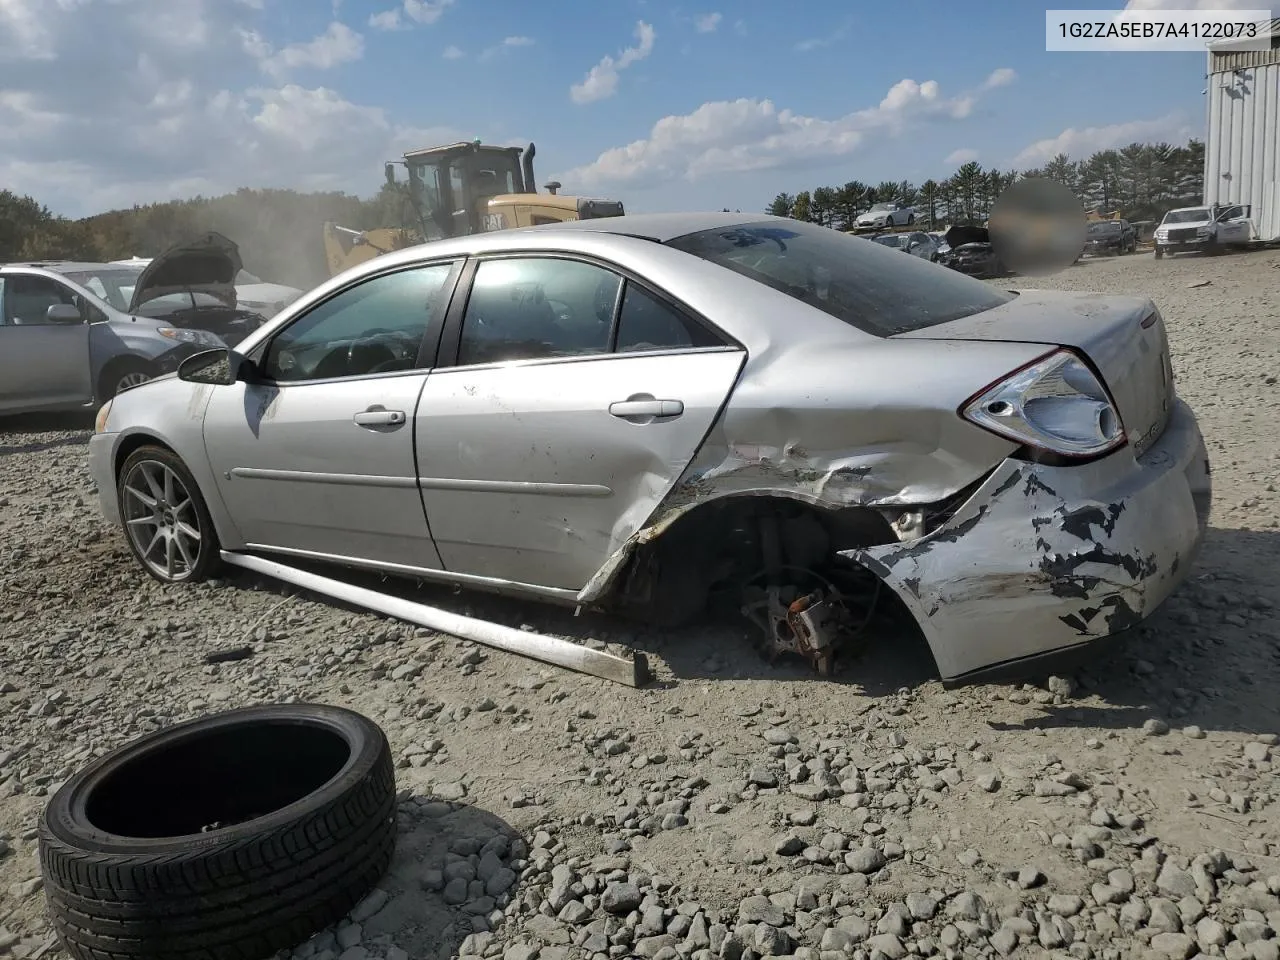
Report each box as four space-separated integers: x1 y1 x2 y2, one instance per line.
0 0 1237 217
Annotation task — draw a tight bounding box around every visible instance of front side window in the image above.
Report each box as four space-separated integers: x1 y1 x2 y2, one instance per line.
457 257 621 365
263 262 456 382
1 274 80 326
667 219 1014 336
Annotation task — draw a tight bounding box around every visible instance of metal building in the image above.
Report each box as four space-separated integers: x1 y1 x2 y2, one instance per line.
1204 20 1280 242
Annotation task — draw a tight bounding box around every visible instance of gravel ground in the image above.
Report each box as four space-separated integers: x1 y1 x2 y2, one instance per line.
1 247 1278 960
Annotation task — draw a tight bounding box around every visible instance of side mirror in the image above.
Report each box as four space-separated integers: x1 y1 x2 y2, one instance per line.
46 303 82 324
177 348 247 386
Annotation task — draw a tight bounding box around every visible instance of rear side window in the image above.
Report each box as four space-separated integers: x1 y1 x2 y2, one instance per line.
665 219 1014 336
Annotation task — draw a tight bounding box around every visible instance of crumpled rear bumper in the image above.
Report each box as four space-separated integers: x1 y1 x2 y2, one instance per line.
843 399 1210 682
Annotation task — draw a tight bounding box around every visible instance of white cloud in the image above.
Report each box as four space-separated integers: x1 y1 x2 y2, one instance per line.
982 67 1016 90
368 9 402 30
945 148 979 165
245 21 365 77
695 12 722 33
733 19 747 36
0 0 466 216
442 44 464 59
479 35 535 61
1014 112 1194 165
560 74 996 191
369 0 452 30
570 21 656 104
794 18 852 52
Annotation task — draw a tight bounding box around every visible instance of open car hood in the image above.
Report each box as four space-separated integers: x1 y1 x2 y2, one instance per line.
944 225 989 249
127 232 242 314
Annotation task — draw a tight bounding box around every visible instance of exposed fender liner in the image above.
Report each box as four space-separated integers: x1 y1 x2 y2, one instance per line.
220 551 651 687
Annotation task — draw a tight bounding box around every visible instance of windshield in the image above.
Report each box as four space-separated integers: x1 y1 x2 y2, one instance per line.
1088 222 1121 234
1163 209 1210 224
61 267 142 311
869 202 894 212
666 219 1014 337
873 234 908 248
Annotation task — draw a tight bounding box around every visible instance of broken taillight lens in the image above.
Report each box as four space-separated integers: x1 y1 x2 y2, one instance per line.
961 349 1127 460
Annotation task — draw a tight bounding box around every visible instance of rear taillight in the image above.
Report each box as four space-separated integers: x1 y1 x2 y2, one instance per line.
961 349 1127 459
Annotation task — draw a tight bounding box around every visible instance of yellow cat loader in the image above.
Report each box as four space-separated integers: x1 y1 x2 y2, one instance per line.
323 141 625 277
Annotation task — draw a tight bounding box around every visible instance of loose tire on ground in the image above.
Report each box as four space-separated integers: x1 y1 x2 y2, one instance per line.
39 703 397 960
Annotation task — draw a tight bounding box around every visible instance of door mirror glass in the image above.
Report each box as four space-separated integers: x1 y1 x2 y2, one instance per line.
45 303 83 324
178 348 236 385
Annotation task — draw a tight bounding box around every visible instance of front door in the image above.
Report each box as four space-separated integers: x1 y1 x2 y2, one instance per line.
415 254 745 590
0 273 94 413
201 260 461 569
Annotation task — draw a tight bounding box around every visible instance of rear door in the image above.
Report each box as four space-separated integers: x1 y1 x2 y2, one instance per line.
415 253 745 591
0 272 94 413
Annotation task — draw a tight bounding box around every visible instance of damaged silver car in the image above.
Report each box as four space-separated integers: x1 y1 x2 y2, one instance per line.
88 212 1211 685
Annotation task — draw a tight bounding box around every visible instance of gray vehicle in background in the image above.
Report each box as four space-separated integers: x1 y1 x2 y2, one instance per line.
0 233 269 415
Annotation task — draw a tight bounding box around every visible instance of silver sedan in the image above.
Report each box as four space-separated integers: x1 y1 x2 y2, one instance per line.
88 212 1211 684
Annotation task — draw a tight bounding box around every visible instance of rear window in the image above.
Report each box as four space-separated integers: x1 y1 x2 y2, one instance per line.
665 219 1014 336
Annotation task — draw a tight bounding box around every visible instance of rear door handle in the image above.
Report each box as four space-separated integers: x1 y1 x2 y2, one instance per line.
608 399 684 419
353 408 406 427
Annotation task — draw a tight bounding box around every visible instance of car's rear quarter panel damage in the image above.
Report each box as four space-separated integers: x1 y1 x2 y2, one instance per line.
844 401 1210 680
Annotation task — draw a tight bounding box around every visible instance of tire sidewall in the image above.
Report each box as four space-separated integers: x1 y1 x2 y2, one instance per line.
40 704 388 857
116 445 221 583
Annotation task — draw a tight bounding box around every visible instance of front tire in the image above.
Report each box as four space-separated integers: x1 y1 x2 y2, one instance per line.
116 445 222 584
906 214 915 225
1154 246 1164 260
39 704 397 960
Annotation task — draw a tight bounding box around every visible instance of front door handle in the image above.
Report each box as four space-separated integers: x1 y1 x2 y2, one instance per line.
608 398 684 419
353 408 406 427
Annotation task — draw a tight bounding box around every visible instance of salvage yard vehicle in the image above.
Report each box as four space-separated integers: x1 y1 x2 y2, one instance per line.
113 256 305 317
854 200 915 231
88 212 1212 685
871 231 940 260
1084 218 1138 256
0 233 269 414
936 224 1006 278
1153 204 1253 259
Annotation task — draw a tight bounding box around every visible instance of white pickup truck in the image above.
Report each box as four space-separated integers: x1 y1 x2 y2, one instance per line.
1153 203 1254 259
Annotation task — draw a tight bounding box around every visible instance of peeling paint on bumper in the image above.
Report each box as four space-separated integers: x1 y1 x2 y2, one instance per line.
843 399 1211 682
88 432 121 527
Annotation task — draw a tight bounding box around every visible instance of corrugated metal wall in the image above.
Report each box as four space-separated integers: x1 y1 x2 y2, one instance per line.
1205 50 1280 241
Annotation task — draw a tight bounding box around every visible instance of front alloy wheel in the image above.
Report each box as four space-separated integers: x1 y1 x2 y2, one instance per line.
118 447 221 584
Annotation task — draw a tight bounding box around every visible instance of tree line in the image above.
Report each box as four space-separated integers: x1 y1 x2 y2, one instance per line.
766 139 1207 230
2 137 1206 289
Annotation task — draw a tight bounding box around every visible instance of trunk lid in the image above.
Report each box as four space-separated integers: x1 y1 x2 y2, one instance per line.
895 288 1174 457
128 232 242 314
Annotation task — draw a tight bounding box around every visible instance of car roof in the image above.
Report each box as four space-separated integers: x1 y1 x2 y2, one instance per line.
523 211 790 243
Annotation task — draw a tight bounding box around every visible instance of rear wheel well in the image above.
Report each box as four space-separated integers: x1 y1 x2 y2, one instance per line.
609 494 900 628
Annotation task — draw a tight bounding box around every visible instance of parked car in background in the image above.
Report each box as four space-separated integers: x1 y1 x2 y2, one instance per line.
1153 204 1253 259
1084 219 1137 256
112 258 304 317
855 201 915 230
929 231 950 256
89 212 1210 685
937 225 1006 278
872 231 940 260
0 233 270 415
